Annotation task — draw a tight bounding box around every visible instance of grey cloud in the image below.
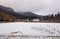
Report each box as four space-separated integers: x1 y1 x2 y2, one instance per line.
0 0 60 15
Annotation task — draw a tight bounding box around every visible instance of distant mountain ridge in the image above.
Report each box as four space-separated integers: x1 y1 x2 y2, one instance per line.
18 12 45 19
0 5 15 13
0 5 45 19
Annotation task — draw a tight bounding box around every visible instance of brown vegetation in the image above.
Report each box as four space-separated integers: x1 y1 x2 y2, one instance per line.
0 11 16 22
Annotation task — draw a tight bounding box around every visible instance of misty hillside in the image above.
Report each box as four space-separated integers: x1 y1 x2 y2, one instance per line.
18 12 45 19
0 5 15 13
0 5 44 19
0 5 22 19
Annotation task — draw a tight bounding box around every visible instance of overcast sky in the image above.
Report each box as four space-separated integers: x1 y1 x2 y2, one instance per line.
0 0 60 15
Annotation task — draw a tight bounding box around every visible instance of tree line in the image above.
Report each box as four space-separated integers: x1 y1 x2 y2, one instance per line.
43 12 60 22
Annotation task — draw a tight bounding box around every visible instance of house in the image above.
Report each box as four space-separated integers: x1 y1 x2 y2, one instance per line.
31 18 40 22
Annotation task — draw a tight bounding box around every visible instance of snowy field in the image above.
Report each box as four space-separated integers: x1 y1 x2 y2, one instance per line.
0 35 60 39
0 22 60 39
0 22 60 36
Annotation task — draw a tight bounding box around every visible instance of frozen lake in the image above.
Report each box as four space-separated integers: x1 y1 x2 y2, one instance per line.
0 22 60 36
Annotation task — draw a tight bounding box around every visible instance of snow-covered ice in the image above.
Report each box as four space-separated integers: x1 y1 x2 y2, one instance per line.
0 22 60 36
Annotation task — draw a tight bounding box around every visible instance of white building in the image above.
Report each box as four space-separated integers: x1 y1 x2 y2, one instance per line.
31 18 40 22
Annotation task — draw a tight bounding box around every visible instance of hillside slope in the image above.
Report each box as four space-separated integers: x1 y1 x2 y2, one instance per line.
0 11 16 22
